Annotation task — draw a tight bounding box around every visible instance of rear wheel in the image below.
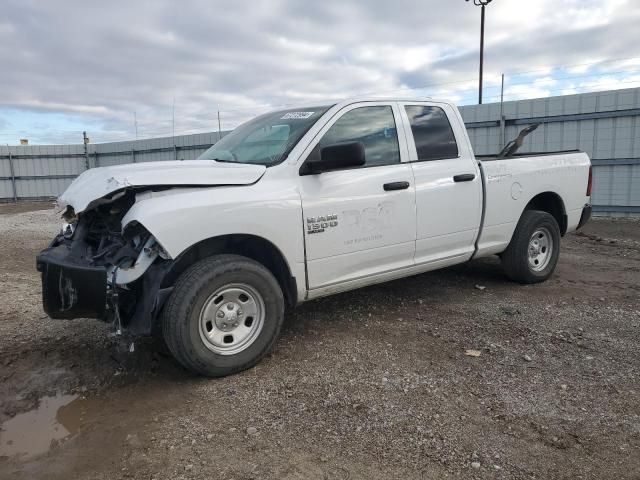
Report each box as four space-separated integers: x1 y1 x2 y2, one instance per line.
161 254 284 377
501 210 561 284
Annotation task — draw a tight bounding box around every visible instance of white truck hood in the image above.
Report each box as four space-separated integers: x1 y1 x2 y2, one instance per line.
58 160 267 213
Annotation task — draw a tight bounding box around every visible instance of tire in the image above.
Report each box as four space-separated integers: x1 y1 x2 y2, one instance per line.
501 210 561 284
161 254 284 377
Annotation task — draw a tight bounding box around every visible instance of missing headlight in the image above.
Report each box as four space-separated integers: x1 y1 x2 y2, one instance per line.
61 205 77 223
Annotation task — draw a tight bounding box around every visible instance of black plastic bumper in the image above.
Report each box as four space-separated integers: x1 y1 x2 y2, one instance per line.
36 246 108 320
577 204 592 230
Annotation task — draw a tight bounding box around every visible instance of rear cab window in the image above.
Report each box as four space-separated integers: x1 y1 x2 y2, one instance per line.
404 105 459 161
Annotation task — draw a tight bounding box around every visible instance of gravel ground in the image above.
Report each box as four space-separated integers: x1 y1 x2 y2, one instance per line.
0 202 639 480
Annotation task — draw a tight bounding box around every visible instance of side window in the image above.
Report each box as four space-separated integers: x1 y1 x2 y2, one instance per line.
319 106 400 167
405 105 459 161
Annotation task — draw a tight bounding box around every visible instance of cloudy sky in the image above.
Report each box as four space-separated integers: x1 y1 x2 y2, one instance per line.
1 0 639 144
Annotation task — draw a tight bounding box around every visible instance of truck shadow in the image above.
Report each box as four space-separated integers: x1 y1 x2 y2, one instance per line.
283 256 508 332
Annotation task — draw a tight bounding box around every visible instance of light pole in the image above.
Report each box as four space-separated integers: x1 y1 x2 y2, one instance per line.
466 0 493 104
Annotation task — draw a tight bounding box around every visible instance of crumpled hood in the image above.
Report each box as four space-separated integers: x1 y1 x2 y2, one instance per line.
58 160 267 213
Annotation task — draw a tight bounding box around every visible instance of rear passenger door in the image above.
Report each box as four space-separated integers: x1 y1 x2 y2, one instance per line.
399 102 482 265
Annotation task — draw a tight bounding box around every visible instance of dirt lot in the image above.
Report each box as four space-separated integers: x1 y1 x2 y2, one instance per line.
0 202 639 480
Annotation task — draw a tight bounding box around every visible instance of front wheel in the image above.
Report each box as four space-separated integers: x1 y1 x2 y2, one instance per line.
161 254 284 377
501 210 561 284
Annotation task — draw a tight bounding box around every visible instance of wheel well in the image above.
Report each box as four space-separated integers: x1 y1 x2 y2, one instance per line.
163 235 298 308
524 192 567 235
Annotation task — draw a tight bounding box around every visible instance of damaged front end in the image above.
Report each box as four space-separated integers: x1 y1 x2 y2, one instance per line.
36 192 171 335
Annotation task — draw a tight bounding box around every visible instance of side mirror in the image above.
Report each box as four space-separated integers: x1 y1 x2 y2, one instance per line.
301 141 366 175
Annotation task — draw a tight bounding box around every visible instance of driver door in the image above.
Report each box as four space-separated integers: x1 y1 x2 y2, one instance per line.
298 102 416 291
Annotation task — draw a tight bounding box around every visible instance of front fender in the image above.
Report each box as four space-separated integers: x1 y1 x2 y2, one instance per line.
121 181 306 285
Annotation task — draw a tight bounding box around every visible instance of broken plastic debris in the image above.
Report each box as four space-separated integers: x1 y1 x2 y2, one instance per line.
465 349 482 357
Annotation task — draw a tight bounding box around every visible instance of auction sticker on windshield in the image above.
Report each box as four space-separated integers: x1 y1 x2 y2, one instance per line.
281 112 315 119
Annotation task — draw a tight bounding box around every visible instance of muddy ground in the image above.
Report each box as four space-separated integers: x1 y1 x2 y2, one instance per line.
0 202 638 480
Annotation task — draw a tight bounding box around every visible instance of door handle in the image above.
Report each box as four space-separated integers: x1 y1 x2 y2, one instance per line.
383 181 410 191
453 173 475 182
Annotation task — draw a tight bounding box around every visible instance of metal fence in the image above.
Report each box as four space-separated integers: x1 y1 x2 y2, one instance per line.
0 132 228 201
1 87 639 215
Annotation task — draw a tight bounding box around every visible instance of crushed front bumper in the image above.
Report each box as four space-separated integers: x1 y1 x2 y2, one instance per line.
36 245 108 320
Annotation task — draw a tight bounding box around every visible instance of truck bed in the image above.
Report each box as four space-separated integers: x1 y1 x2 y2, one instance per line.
475 150 591 257
476 149 581 161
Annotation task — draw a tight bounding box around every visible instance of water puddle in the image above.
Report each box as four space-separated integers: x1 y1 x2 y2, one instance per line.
0 393 87 459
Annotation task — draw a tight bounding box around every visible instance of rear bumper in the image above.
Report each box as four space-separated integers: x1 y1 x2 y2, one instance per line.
577 203 592 230
36 245 108 320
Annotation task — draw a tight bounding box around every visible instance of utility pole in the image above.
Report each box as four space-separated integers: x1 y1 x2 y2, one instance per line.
217 110 222 141
133 111 138 140
499 73 506 148
7 146 17 202
466 0 493 104
172 97 177 159
83 131 90 170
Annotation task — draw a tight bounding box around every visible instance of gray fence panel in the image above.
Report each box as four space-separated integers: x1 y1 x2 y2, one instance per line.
13 155 85 177
592 163 640 207
0 180 14 198
15 177 74 198
98 154 134 167
0 158 11 177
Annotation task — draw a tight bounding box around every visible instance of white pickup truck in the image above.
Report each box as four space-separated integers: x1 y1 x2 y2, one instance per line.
37 98 592 376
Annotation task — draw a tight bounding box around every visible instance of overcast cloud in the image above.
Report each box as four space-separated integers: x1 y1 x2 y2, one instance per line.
1 0 639 144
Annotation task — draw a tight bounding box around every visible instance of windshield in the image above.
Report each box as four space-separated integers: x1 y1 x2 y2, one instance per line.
199 105 333 166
